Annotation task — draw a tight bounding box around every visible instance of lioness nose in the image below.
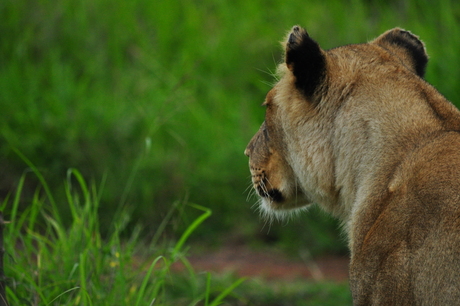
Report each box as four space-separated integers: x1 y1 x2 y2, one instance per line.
244 148 249 157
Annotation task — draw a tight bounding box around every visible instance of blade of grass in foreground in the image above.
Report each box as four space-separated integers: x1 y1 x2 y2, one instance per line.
135 256 166 306
172 203 212 259
207 276 247 306
2 167 246 305
12 148 63 227
47 287 80 305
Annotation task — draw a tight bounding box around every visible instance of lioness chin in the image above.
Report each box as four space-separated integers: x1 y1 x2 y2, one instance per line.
245 26 460 305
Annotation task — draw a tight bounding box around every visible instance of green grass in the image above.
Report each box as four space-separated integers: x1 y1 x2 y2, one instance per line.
2 1 460 302
2 170 248 305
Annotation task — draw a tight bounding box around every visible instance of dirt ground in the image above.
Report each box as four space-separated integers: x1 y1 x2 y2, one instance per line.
172 243 349 282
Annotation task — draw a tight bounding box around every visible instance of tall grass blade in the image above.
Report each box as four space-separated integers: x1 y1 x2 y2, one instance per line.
66 168 89 199
172 203 212 258
46 287 80 305
204 272 211 306
2 173 31 246
79 251 88 306
208 277 246 306
8 174 25 239
135 256 166 306
11 148 62 226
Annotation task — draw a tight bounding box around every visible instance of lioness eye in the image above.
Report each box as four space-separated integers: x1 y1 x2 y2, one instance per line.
262 123 269 138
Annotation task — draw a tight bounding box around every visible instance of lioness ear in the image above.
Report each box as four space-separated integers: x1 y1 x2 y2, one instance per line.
285 26 326 97
372 28 428 78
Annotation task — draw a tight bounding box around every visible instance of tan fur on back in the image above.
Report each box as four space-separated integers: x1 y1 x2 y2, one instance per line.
245 27 460 305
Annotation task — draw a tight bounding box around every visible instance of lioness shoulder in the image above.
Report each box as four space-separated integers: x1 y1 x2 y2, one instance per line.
245 26 460 305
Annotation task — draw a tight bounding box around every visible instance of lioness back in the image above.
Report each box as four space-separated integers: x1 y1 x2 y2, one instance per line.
245 26 460 305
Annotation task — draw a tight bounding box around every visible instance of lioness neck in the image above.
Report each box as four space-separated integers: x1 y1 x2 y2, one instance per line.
330 68 460 246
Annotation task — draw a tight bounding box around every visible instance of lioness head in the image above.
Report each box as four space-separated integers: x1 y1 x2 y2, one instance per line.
245 26 428 219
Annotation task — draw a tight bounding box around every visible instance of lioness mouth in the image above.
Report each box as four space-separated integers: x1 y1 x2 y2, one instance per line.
257 186 284 202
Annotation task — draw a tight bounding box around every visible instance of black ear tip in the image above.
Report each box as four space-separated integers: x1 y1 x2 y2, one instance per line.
373 28 428 78
287 25 308 49
284 26 326 98
288 32 296 45
292 25 302 34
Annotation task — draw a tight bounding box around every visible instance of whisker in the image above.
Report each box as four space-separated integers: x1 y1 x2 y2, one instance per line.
256 65 278 81
259 180 269 196
246 186 257 202
263 215 273 234
244 182 253 193
260 80 274 88
265 177 275 190
244 182 254 198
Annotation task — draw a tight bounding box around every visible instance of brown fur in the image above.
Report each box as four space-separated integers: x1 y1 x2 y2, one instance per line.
245 26 460 305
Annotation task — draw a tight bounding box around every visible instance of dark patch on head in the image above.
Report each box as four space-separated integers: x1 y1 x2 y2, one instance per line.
376 29 428 78
267 189 284 202
257 185 284 202
285 26 326 98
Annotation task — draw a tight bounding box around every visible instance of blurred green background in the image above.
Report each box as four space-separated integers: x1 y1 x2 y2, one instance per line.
2 0 460 257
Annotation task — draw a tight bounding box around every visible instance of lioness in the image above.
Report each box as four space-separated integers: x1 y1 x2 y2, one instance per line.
245 26 460 305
